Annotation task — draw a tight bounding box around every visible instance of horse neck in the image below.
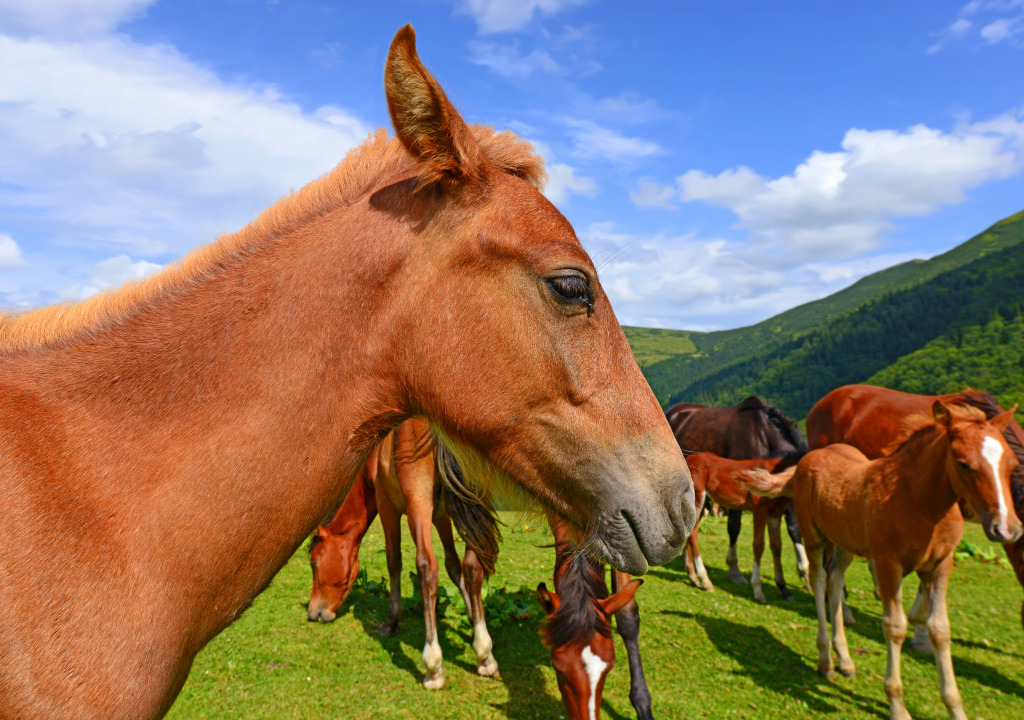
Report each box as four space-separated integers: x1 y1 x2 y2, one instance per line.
884 426 959 518
325 472 377 539
10 198 417 647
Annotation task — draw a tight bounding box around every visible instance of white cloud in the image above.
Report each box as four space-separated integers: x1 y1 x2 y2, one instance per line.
0 234 25 266
524 139 596 205
60 254 162 299
633 114 1024 263
455 0 590 34
467 40 562 78
0 33 371 257
929 1 1024 52
0 0 155 38
563 118 661 161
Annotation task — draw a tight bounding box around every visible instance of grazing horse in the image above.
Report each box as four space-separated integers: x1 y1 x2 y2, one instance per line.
538 518 650 720
738 402 1022 720
807 384 1024 630
0 26 696 719
684 453 809 602
666 396 807 585
307 418 498 688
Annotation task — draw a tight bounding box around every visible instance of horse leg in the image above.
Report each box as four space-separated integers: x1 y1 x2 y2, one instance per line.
785 500 811 591
726 509 747 583
435 517 473 616
751 509 768 603
808 538 834 678
463 547 499 677
768 513 794 601
612 569 654 720
688 529 713 591
409 512 445 689
876 556 911 720
379 497 404 638
828 547 856 677
924 557 967 720
907 580 935 656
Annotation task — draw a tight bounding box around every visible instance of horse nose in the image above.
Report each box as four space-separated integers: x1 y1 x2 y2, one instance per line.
672 469 698 539
307 604 336 623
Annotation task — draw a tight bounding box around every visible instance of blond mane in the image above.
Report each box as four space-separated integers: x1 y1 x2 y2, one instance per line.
0 126 545 354
882 403 988 456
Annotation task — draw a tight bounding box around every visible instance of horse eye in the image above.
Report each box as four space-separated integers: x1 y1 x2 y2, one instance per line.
956 460 970 471
548 274 591 304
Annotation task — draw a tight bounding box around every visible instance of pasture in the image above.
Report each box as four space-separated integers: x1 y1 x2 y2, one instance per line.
168 515 1024 719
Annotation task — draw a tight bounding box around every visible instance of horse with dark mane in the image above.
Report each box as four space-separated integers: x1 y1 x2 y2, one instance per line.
308 418 499 688
538 518 651 720
666 396 807 596
808 384 1024 630
0 26 695 718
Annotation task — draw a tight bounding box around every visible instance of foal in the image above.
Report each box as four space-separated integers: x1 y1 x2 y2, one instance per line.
308 418 498 688
738 402 1022 720
538 518 647 720
684 452 809 602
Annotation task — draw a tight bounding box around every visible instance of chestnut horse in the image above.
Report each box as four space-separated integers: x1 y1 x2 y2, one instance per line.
684 453 809 602
738 402 1022 720
667 396 807 585
538 518 651 720
308 418 499 688
808 384 1024 630
0 26 695 719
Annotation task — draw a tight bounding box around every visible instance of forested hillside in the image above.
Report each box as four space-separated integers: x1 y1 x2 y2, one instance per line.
626 209 1024 416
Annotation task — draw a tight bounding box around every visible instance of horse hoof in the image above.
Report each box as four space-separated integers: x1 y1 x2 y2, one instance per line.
380 623 399 638
818 668 834 680
753 592 767 604
782 591 795 602
477 657 500 677
423 673 446 690
727 570 748 584
702 582 715 593
838 665 856 678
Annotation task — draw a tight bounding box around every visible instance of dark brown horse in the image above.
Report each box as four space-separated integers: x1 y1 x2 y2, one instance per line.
308 418 498 688
538 518 651 720
685 453 809 601
807 384 1024 630
667 396 807 592
0 26 695 718
739 402 1021 720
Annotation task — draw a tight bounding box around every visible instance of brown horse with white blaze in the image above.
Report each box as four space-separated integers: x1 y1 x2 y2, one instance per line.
738 402 1021 720
308 418 499 688
807 383 1024 630
0 26 694 720
538 518 648 720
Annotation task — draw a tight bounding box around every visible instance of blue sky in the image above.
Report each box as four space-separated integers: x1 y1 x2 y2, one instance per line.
1 1 1023 330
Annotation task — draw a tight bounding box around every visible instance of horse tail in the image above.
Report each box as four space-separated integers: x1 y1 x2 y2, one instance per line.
732 466 796 498
435 442 502 579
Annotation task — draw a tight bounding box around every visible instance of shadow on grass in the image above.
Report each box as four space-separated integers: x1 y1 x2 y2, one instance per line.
340 581 568 719
663 610 884 716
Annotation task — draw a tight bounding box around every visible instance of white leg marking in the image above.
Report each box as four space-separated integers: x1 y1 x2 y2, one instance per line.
982 436 1008 529
695 555 712 589
751 560 765 602
581 645 608 720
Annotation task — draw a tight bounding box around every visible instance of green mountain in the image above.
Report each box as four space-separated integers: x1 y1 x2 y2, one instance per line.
628 209 1024 415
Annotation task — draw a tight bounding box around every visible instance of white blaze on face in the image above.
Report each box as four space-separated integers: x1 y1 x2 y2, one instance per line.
580 644 608 720
981 435 1008 528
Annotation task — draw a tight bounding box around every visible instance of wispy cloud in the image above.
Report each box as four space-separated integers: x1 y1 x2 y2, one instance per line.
564 118 661 161
59 253 162 299
633 113 1024 263
455 0 590 34
0 234 25 267
467 39 562 78
928 1 1024 53
0 0 156 38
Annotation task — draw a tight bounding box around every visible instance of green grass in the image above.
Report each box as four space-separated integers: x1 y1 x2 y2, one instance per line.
622 326 697 367
168 515 1024 719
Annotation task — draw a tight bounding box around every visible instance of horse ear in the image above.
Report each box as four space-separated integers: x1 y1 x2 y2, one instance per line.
991 405 1018 432
933 400 953 428
599 578 643 617
315 525 329 540
537 582 560 615
384 24 484 186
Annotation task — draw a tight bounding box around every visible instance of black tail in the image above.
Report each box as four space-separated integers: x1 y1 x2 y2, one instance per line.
435 442 502 578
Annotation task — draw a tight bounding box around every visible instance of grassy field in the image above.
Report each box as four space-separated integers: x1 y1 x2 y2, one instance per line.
168 514 1024 719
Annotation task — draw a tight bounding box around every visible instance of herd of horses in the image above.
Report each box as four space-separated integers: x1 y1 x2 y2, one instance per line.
0 23 1018 720
306 383 1024 720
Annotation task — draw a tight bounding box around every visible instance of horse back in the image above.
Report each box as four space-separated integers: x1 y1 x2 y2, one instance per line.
806 384 933 457
793 444 874 554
